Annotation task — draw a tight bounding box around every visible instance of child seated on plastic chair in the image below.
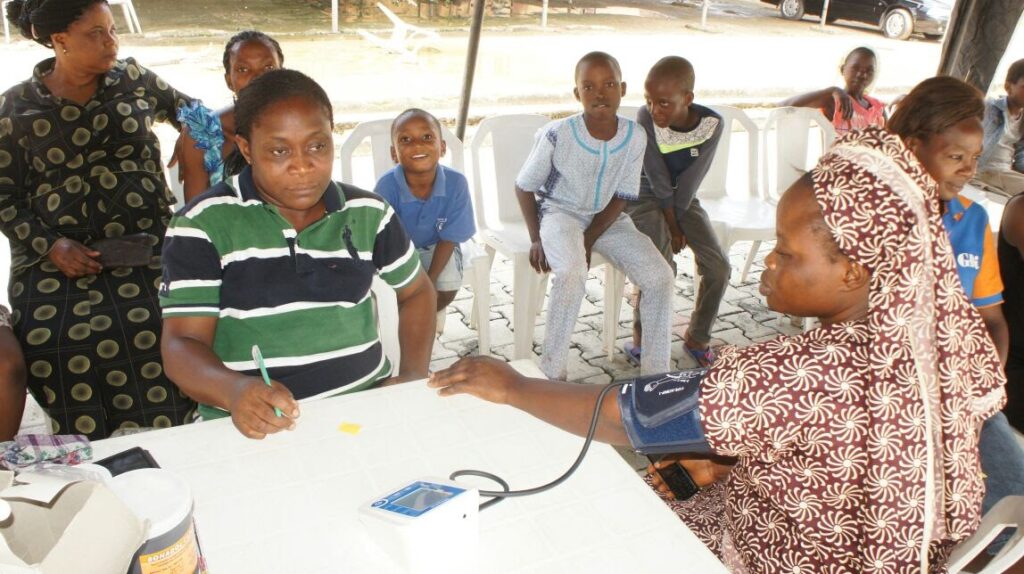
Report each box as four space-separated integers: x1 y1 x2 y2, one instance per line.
515 51 674 380
375 108 476 314
780 46 885 136
976 58 1024 197
623 56 730 368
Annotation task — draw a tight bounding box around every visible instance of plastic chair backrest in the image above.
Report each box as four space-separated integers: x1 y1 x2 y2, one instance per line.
761 107 836 201
617 105 640 121
947 495 1024 573
370 276 401 372
338 118 465 189
699 105 760 201
469 114 550 231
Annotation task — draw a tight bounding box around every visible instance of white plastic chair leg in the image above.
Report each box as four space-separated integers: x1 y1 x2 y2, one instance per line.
118 4 136 33
470 256 491 355
126 2 143 33
947 495 1024 574
604 267 625 360
2 1 10 44
739 241 762 283
512 253 539 360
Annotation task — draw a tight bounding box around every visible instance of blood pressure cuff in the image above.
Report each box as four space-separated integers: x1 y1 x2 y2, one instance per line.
617 369 710 455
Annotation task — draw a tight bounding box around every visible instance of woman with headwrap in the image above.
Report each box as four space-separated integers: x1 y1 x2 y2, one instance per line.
427 126 1006 572
1 0 196 438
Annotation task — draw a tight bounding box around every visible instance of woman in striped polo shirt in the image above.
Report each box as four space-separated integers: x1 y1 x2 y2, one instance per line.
160 70 437 439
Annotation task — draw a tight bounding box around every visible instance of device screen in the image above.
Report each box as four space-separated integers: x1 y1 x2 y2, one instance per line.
394 487 451 511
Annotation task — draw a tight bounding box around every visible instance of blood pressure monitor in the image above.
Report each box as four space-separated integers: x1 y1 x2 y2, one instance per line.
359 478 479 571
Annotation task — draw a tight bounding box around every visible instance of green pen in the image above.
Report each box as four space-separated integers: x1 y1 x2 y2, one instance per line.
251 344 284 418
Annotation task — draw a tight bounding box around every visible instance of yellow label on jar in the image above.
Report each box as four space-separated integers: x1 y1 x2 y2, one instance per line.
138 522 199 574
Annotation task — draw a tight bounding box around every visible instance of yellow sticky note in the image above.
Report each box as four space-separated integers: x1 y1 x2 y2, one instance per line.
338 422 362 435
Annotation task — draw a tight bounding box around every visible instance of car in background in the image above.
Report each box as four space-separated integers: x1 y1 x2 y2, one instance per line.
760 0 951 40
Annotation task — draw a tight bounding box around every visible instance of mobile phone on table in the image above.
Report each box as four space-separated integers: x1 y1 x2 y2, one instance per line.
647 455 700 501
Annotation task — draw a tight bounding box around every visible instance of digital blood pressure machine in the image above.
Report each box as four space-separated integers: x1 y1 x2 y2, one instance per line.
359 478 479 571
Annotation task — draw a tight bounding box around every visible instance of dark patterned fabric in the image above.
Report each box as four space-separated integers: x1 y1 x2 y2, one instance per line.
0 58 196 439
656 127 1006 573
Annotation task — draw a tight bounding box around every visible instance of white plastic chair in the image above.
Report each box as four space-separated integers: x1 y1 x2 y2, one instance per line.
338 118 465 187
947 495 1024 573
1 1 11 43
338 118 491 355
470 113 625 362
356 2 439 61
761 107 836 330
370 276 401 373
761 106 837 202
699 105 774 284
108 0 142 34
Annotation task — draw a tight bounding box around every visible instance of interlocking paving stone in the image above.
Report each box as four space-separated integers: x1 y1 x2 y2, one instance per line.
434 242 805 382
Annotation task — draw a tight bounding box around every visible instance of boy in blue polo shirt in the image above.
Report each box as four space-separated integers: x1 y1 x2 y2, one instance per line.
375 109 476 312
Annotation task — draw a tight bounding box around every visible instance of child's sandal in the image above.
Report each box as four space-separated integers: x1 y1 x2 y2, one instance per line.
684 344 716 368
623 341 641 367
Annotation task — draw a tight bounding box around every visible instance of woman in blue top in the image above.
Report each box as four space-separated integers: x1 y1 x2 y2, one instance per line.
176 31 283 201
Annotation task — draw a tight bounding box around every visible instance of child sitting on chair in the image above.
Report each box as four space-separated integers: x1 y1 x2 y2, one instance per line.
623 56 730 368
976 58 1024 197
375 109 476 313
515 51 674 380
780 46 885 135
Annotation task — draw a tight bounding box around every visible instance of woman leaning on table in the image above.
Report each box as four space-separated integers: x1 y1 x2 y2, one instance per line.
0 0 196 439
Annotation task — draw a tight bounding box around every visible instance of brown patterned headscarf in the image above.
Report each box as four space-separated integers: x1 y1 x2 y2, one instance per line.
812 126 1005 570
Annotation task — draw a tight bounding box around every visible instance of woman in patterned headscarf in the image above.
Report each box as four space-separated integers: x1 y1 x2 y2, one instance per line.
428 125 1006 572
1 0 196 438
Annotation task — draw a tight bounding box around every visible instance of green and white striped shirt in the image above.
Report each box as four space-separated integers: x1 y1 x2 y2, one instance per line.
160 167 421 420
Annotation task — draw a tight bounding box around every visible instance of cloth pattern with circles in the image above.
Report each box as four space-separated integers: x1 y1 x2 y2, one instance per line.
654 128 1006 573
0 58 197 439
0 305 9 329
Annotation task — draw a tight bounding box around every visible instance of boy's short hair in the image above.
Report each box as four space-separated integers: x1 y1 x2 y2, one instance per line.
646 56 696 92
574 51 622 83
391 108 443 141
843 46 876 66
1007 59 1024 85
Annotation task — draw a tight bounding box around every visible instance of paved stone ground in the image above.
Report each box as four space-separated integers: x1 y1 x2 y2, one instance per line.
429 239 803 381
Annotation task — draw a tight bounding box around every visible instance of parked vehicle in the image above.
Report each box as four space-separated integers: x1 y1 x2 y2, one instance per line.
760 0 951 40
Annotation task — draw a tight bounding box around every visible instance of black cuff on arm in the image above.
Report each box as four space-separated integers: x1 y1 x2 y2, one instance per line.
618 369 710 455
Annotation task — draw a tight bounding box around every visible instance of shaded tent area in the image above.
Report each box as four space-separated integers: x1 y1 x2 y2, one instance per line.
940 0 1024 91
451 0 1024 136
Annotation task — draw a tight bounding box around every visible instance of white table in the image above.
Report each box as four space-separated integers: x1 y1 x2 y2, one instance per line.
92 361 727 574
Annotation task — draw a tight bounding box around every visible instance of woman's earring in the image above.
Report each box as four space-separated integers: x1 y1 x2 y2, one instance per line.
61 46 68 55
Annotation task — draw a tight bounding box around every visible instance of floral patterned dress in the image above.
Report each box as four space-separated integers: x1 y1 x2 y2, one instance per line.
0 58 197 439
656 128 1005 573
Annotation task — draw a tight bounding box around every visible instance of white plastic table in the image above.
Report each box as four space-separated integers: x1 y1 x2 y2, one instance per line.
92 360 727 574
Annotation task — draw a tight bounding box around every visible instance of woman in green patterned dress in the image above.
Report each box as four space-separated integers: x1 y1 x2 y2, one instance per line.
1 0 196 438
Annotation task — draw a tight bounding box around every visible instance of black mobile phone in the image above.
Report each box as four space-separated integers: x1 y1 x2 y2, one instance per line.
647 455 700 501
94 446 161 476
